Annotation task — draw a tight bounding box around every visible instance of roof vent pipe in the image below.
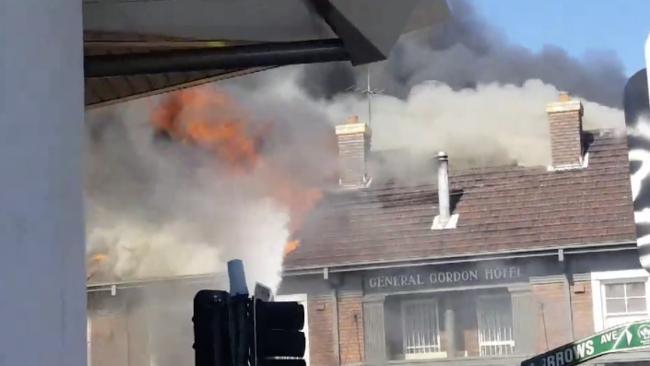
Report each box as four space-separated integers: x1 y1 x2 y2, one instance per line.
437 152 450 226
432 151 458 230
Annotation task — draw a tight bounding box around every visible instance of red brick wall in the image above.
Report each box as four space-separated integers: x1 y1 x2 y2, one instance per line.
337 295 364 365
531 279 596 353
336 127 370 187
89 314 129 366
308 297 338 366
549 110 583 167
306 280 596 365
532 282 572 353
571 280 594 339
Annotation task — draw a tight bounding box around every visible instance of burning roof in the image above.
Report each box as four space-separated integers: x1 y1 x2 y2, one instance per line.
284 130 636 271
85 86 336 285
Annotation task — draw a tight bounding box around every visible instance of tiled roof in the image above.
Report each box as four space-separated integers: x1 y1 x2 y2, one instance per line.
284 131 636 270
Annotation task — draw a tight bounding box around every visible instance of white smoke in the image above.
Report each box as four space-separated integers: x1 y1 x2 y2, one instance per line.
85 97 295 291
228 67 624 168
325 78 624 168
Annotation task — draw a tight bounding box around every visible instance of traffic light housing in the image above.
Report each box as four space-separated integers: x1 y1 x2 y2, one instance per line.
253 300 306 366
192 287 306 366
193 290 232 366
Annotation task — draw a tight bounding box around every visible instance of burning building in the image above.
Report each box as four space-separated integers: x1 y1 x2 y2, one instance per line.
278 93 650 366
84 82 644 366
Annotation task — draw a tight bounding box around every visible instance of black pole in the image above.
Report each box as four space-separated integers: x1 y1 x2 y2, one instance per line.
84 38 350 77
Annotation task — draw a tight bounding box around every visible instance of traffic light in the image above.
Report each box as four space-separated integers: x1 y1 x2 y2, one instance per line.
193 290 232 366
192 260 306 366
253 300 306 366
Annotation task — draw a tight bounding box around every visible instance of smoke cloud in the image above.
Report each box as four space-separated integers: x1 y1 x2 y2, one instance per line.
299 0 626 108
84 84 336 290
327 79 623 170
225 68 623 175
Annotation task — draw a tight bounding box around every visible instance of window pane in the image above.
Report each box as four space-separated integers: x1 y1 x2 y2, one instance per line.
627 283 646 297
606 298 626 313
402 300 440 357
628 298 647 312
605 315 646 329
606 284 625 298
477 296 514 357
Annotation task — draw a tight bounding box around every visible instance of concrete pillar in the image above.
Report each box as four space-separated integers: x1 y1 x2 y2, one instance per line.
444 305 456 358
0 1 86 365
510 285 536 356
362 294 386 365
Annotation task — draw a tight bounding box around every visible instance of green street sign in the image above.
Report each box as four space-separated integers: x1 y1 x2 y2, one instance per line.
522 319 650 366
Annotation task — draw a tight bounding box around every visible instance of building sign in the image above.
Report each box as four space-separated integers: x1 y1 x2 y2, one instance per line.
364 262 527 293
522 320 650 366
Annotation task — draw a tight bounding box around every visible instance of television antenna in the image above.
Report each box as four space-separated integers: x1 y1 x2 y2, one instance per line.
346 65 384 127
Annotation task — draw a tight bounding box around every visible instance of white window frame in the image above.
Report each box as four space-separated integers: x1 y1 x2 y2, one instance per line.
400 298 445 360
274 294 309 366
476 294 516 357
591 269 650 331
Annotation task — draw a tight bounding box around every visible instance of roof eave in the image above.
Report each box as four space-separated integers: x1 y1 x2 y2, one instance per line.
282 240 637 276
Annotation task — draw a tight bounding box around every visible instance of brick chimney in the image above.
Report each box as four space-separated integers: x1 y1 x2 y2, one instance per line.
335 115 371 188
546 92 584 169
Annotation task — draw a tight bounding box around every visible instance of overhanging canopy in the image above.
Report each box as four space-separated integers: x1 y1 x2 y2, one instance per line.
83 0 450 108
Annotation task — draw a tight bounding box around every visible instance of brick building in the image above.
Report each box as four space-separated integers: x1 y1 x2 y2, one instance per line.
278 94 650 366
87 274 229 366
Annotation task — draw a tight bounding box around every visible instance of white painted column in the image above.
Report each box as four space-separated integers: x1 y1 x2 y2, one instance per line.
645 33 650 107
0 1 86 365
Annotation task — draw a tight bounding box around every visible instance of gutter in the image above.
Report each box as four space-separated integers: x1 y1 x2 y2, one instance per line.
84 39 349 77
85 66 274 110
87 272 227 292
282 240 637 276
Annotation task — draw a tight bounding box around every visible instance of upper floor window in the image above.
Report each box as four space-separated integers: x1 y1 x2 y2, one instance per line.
602 281 649 328
591 270 650 331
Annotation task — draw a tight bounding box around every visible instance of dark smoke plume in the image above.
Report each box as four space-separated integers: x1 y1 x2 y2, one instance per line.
299 0 626 108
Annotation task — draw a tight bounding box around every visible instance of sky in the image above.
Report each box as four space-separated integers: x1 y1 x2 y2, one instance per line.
470 0 649 76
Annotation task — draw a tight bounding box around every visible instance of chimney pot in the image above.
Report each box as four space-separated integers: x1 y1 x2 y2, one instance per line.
346 115 360 124
558 91 571 102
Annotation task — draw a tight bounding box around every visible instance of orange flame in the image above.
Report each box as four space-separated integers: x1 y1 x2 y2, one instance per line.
151 88 260 172
87 253 109 280
284 240 301 255
151 87 322 256
90 254 108 263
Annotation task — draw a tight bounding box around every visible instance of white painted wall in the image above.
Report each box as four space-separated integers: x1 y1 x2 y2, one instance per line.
0 1 86 365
